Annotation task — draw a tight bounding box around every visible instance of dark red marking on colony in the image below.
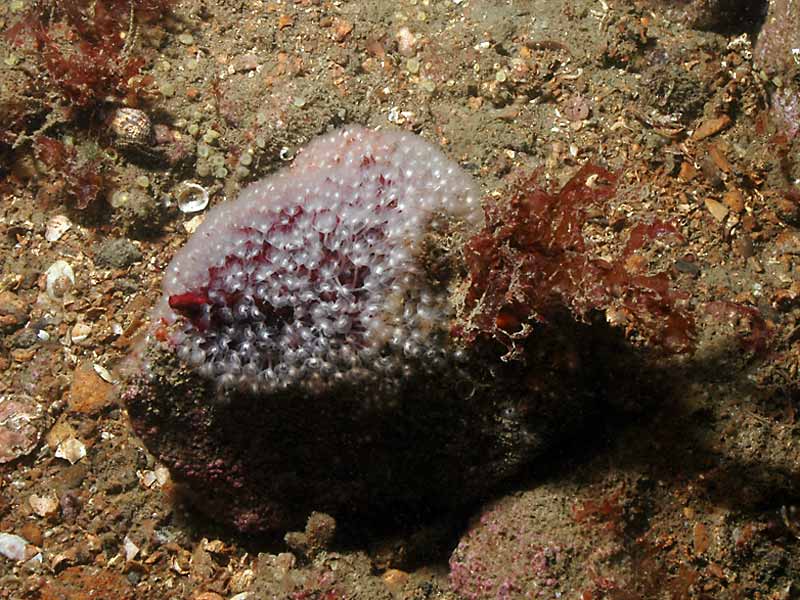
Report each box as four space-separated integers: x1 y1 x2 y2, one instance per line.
169 290 209 320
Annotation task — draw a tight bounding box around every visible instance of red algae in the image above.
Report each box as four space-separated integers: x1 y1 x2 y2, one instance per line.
33 136 107 211
6 0 172 111
459 164 695 356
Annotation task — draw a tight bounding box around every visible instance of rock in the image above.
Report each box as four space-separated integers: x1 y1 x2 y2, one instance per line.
754 0 800 76
692 115 732 141
658 0 766 31
125 127 590 533
93 238 142 269
754 0 800 138
0 533 29 561
704 197 729 222
0 395 44 463
68 361 114 415
0 291 29 334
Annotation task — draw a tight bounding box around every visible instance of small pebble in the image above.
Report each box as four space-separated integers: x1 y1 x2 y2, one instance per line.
704 198 729 222
396 27 417 57
0 291 29 333
178 33 194 45
94 238 142 269
68 361 114 415
0 533 28 561
70 322 91 343
28 493 58 517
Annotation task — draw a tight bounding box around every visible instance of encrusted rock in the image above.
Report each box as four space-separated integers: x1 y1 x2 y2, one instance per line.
0 395 45 464
124 126 597 532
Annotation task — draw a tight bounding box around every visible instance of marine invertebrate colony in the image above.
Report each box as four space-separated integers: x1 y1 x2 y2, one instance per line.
127 127 692 533
153 125 482 396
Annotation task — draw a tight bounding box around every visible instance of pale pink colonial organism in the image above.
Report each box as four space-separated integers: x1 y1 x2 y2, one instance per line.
150 126 482 395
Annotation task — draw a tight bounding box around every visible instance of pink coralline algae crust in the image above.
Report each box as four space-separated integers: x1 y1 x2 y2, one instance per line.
126 126 596 533
754 0 800 138
449 488 587 600
769 87 800 139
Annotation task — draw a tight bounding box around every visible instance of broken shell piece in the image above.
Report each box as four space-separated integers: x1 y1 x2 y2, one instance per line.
45 260 75 300
176 182 209 213
183 213 205 234
123 537 140 562
55 437 86 464
138 465 170 489
45 215 72 242
93 363 115 383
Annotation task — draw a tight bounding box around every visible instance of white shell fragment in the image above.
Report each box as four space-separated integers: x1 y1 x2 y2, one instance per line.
45 215 72 242
176 182 209 213
55 437 86 464
28 493 58 517
0 533 28 561
45 260 75 300
183 214 205 234
123 537 140 562
93 363 115 384
138 465 170 489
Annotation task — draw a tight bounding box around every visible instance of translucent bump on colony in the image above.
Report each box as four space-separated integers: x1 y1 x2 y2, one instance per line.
155 126 482 395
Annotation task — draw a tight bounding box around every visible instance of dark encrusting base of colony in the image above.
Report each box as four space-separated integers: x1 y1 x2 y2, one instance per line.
125 310 649 535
